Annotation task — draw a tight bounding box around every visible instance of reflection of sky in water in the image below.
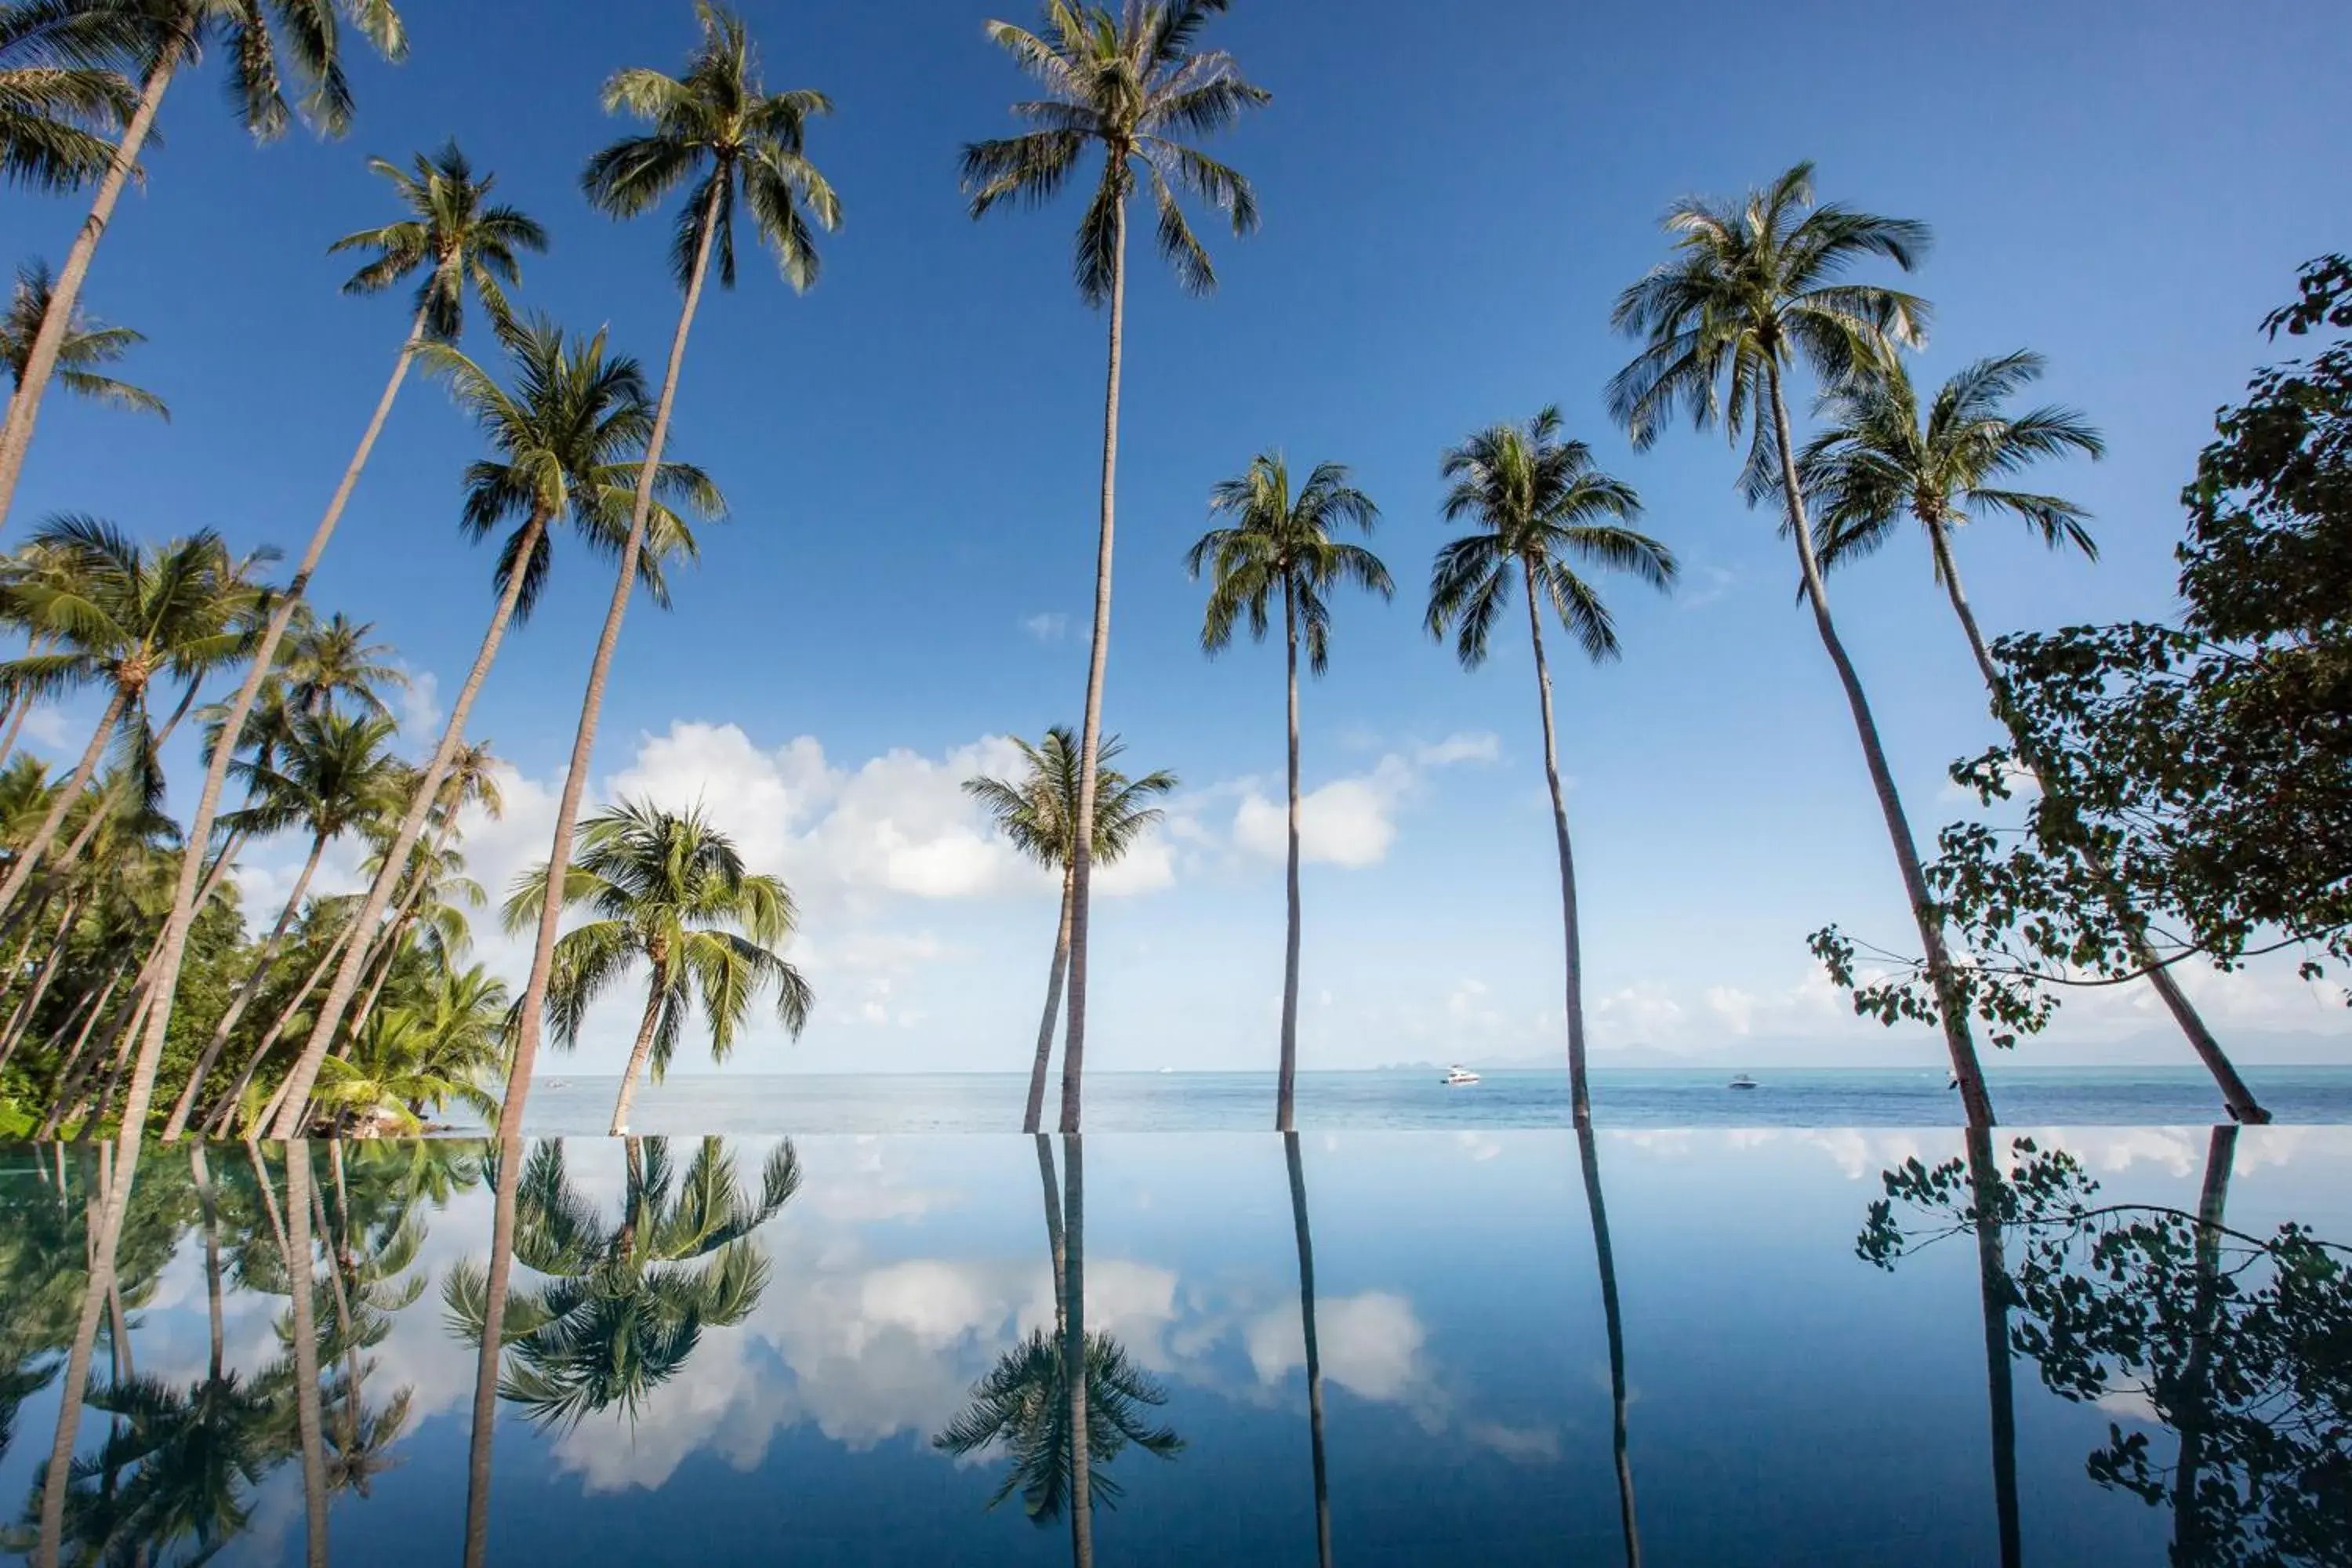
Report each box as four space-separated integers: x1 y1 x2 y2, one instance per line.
2 1127 2346 1565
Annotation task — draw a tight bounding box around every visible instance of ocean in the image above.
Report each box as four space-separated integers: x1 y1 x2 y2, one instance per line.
500 1063 2352 1134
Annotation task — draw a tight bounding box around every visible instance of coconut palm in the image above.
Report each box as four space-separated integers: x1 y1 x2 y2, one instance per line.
1188 455 1388 1130
1425 412 1675 1124
963 728 1174 1133
1605 161 1998 1126
164 710 406 1138
268 318 718 1138
1788 355 2268 1123
499 2 837 1144
2 260 167 423
121 136 544 1150
0 0 412 528
0 0 140 194
962 1 1266 1134
506 800 811 1137
0 517 246 924
444 1137 797 1429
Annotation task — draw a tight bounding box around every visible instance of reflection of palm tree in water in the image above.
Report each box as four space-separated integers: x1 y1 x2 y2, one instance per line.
1577 1125 1642 1568
1964 1127 2021 1568
1285 1133 1332 1568
935 1135 1181 1561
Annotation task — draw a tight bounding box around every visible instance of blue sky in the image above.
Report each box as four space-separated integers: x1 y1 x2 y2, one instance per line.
9 0 2352 1073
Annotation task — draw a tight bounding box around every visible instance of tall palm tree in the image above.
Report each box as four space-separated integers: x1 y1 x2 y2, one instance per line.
445 1138 796 1429
963 728 1174 1133
1189 454 1388 1130
500 2 838 1145
267 318 717 1138
1576 1123 1643 1567
506 800 811 1137
0 0 140 194
2 260 168 423
1605 162 1999 1126
1425 412 1675 1125
1790 354 2269 1124
963 0 1266 1134
165 710 405 1139
0 0 412 528
119 136 542 1152
1283 1132 1331 1568
0 517 245 924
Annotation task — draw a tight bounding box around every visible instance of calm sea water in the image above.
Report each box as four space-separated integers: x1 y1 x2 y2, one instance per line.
2 1125 2346 1564
505 1065 2352 1135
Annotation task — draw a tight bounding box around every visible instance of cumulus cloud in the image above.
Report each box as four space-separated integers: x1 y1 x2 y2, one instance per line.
1222 733 1496 869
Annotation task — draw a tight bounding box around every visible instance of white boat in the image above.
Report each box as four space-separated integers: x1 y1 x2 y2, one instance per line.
1443 1065 1480 1086
1728 1073 1759 1091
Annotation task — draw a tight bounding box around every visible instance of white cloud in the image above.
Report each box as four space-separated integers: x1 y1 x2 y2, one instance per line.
395 667 442 746
20 705 68 750
1020 612 1068 643
1414 731 1500 768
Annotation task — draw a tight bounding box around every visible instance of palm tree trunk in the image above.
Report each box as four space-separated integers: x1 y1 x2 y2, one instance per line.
0 34 184 530
1922 518 2266 1123
2171 1123 2235 1560
1962 1127 2020 1568
1284 1133 1332 1568
0 891 82 1069
1765 362 1995 1126
191 1145 224 1379
201 916 359 1139
285 1143 330 1567
608 964 668 1136
1278 579 1304 1131
0 681 30 772
35 1137 137 1566
1062 1132 1093 1566
345 903 412 1047
1036 1133 1066 1320
499 186 725 1146
0 783 113 948
6 947 118 1083
1023 867 1074 1134
1060 198 1127 1138
113 300 434 1151
1576 1123 1643 1566
1522 557 1592 1125
38 978 147 1141
164 831 328 1141
270 510 546 1138
463 1138 520 1568
0 682 126 924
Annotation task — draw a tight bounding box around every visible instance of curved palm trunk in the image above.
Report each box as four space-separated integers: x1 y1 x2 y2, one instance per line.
1284 1134 1332 1568
499 185 724 1145
165 832 326 1141
1522 558 1592 1124
1766 363 1994 1127
0 891 83 1069
7 949 119 1083
114 303 432 1151
0 681 32 772
1024 867 1075 1134
201 916 359 1140
35 1138 137 1568
0 35 184 530
0 682 127 924
463 1138 520 1568
1060 201 1127 1138
270 512 547 1138
38 979 148 1141
609 961 669 1137
1277 579 1303 1131
1577 1123 1643 1566
2170 1123 2235 1559
285 1144 330 1566
1922 518 2266 1124
1962 1127 2020 1568
1062 1132 1092 1566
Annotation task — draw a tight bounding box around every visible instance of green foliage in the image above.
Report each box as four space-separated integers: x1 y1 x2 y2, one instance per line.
963 727 1176 873
1189 452 1390 675
2 260 167 417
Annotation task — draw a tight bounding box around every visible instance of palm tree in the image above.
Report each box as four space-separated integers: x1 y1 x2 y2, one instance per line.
445 1138 797 1429
0 0 412 528
267 318 718 1138
119 135 543 1152
0 0 139 194
1790 354 2269 1124
1605 162 1999 1126
1188 454 1388 1130
3 260 168 423
0 517 246 924
963 1 1266 1134
1283 1132 1331 1568
1425 412 1675 1125
506 799 811 1137
501 2 838 1144
963 728 1174 1132
1576 1123 1643 1567
164 710 406 1139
